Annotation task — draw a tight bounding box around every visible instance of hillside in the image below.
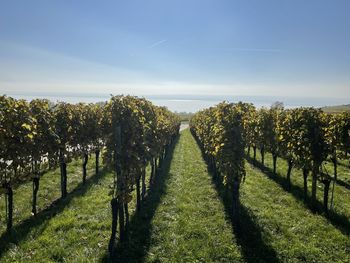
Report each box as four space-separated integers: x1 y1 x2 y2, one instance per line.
1 129 349 262
322 104 350 113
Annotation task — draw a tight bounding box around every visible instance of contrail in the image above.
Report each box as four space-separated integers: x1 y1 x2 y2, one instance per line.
148 39 167 49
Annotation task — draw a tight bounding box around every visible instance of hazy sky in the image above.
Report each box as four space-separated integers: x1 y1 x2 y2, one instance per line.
0 0 349 98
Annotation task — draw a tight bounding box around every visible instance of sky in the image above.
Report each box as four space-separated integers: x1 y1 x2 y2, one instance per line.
0 0 350 98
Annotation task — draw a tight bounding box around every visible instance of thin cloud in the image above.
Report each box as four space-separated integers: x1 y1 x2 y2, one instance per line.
148 39 167 49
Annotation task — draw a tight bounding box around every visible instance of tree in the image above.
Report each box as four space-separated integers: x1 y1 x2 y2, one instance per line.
236 102 255 158
0 96 36 230
277 110 295 190
256 108 270 166
104 95 180 254
54 102 75 198
268 105 283 174
288 108 328 207
29 99 58 215
190 102 245 225
325 112 350 211
245 108 259 160
90 104 105 175
70 103 98 183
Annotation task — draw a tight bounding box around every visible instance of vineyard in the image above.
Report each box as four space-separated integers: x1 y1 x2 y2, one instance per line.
0 95 180 259
190 102 350 219
1 97 350 262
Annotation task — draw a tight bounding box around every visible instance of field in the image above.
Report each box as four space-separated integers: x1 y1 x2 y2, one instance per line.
1 129 349 262
322 104 350 113
175 112 194 122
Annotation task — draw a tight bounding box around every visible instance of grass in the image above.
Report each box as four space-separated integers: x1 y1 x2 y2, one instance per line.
0 129 349 262
137 128 243 262
104 129 243 262
247 149 350 234
0 157 97 235
242 158 350 262
0 156 115 262
322 104 350 113
325 158 350 190
174 112 194 122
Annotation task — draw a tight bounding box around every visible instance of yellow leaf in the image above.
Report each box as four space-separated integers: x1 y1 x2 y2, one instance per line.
21 123 31 130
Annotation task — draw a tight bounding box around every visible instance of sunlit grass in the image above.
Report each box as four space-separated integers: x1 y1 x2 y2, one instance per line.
0 130 349 262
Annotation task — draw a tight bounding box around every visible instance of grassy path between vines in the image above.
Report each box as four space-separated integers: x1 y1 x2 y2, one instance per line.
130 128 243 262
107 128 243 262
135 129 350 262
0 129 349 262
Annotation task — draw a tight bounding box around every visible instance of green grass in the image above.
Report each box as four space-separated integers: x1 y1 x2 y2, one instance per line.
141 128 243 262
0 157 154 262
0 157 97 235
0 145 157 262
175 112 194 122
322 104 350 113
0 157 115 262
104 129 243 262
326 158 350 190
242 154 350 262
0 130 349 262
247 149 350 234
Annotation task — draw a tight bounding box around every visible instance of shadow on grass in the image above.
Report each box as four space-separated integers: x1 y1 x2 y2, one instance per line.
335 160 350 169
191 133 281 263
336 178 350 191
209 169 281 263
319 170 350 191
246 156 350 236
0 167 109 258
103 136 179 263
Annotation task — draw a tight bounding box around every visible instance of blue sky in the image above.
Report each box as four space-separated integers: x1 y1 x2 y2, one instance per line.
0 0 349 98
